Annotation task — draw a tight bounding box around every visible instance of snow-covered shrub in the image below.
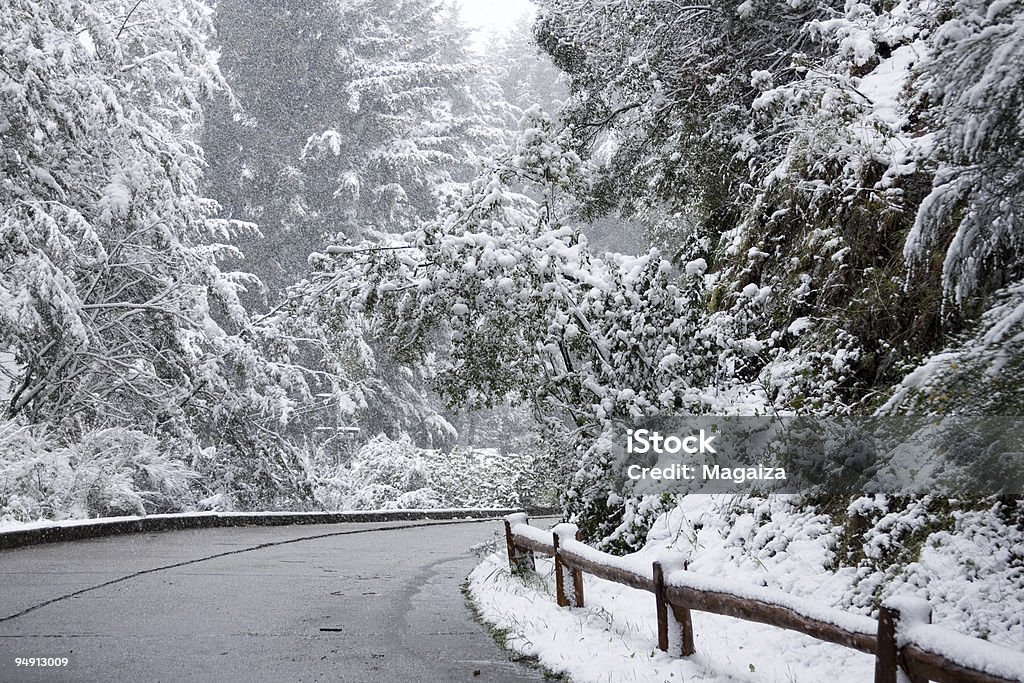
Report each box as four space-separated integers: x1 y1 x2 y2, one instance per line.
880 280 1024 414
319 434 555 510
594 493 676 554
323 434 433 509
0 421 198 523
832 495 956 608
641 495 1024 647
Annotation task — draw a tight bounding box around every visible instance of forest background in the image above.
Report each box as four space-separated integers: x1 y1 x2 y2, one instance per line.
1 0 1021 546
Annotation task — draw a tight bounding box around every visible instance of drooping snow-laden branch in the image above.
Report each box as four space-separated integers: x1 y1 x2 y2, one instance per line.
0 0 334 509
296 108 717 462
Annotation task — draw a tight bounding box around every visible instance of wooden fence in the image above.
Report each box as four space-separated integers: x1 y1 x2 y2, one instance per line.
503 514 1024 683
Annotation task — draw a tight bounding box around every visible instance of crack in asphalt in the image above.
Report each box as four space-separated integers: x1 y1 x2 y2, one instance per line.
0 517 502 625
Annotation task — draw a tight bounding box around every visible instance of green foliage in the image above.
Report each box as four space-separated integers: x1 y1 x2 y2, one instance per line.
830 496 956 573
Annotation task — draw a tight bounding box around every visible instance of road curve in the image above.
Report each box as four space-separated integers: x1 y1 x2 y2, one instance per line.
0 519 546 682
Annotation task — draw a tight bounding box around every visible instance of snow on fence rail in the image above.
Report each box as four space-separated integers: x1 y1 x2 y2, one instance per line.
503 514 1024 683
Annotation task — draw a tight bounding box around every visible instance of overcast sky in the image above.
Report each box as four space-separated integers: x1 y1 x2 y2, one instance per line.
458 0 535 50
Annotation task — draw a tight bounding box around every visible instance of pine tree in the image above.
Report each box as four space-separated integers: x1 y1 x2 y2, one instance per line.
204 0 507 300
0 0 321 511
906 0 1024 307
202 0 350 299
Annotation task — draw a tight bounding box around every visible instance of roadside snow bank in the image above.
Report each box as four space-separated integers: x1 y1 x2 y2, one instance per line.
468 551 873 682
469 494 1024 682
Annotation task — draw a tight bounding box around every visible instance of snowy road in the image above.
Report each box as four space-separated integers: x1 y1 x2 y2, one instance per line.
0 519 546 682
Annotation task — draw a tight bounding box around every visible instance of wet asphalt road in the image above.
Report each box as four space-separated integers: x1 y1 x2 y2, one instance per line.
0 519 547 682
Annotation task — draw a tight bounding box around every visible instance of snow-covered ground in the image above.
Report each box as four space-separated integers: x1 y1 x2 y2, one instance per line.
469 554 873 682
468 495 1024 682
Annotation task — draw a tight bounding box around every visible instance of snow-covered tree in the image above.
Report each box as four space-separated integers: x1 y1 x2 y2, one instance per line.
0 0 325 514
533 0 837 220
906 0 1024 307
201 0 349 298
204 0 509 300
300 109 724 535
480 14 566 117
300 0 497 239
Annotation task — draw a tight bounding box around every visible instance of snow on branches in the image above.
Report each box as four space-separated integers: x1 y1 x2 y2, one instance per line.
0 0 322 511
907 1 1024 306
308 111 713 429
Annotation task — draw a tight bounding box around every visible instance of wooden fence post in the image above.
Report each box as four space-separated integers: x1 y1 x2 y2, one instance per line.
673 600 696 657
654 561 670 652
552 523 584 607
654 556 694 656
570 526 586 607
553 532 568 607
571 561 585 608
875 603 899 683
875 597 932 683
504 516 534 574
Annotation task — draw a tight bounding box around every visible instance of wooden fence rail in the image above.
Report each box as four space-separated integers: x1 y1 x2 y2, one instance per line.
502 514 1024 683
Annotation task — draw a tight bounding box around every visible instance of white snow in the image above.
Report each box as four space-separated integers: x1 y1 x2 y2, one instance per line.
472 497 1024 682
469 551 875 682
76 30 97 58
505 512 530 527
684 257 708 276
511 519 556 547
903 622 1024 682
0 351 19 402
787 317 813 336
857 44 920 129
